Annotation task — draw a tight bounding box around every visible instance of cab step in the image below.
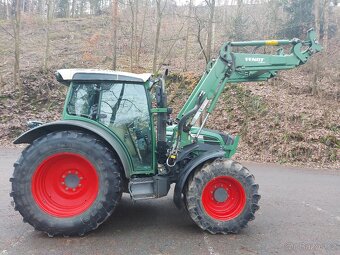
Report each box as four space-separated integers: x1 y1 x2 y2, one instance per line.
128 176 170 200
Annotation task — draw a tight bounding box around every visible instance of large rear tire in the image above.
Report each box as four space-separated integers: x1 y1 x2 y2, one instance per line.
10 131 123 237
184 158 260 234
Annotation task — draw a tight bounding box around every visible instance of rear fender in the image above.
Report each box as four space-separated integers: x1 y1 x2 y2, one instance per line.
14 120 132 178
173 150 225 209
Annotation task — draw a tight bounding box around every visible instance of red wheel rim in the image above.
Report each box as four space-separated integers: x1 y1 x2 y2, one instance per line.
32 152 99 218
202 176 246 221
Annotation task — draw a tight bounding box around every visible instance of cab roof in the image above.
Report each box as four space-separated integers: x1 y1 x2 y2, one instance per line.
56 69 152 85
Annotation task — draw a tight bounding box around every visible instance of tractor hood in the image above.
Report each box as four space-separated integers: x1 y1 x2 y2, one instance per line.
56 69 152 85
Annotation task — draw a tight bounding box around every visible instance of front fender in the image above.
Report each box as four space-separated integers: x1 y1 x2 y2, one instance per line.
173 150 225 209
14 120 133 178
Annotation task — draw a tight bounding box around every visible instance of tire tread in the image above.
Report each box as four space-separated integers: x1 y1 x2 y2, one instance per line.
185 158 260 234
10 131 123 237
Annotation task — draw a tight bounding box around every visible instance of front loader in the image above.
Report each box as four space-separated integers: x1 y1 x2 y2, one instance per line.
10 29 321 236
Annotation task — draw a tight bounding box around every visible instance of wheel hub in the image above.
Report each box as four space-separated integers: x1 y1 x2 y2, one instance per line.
32 152 99 218
62 171 82 191
202 176 246 221
213 187 228 202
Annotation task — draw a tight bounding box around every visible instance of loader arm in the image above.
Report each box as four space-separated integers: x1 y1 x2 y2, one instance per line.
178 29 321 121
173 29 321 142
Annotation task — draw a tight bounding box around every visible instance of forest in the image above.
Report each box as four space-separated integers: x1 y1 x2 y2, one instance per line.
0 0 339 168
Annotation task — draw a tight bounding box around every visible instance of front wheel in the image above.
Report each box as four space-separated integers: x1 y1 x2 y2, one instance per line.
10 131 123 237
184 159 260 234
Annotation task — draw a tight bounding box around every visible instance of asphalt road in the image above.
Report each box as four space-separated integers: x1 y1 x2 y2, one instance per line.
0 148 339 255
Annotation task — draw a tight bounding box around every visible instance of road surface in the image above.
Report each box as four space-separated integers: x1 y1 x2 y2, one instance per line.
0 148 339 255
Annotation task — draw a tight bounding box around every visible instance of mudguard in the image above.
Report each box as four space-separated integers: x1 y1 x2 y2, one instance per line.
14 120 132 178
173 150 225 209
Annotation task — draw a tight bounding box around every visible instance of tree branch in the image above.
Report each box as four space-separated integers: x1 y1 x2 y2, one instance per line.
0 24 14 38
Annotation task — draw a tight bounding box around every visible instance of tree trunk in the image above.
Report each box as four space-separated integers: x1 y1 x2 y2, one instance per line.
37 0 44 16
13 0 22 88
22 0 26 12
314 0 320 40
80 0 85 16
44 0 52 72
234 0 244 40
71 0 76 17
137 0 148 66
152 0 162 73
323 0 330 51
5 0 10 20
27 0 32 13
206 0 215 62
134 0 139 65
183 0 192 71
129 0 135 72
212 17 216 53
222 0 228 28
111 0 118 69
66 1 70 18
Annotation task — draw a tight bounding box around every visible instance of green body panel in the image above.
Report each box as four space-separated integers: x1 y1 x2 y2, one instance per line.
166 125 239 158
150 108 168 113
13 119 134 178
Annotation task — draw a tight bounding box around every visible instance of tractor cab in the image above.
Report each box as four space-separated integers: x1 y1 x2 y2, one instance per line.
57 69 155 172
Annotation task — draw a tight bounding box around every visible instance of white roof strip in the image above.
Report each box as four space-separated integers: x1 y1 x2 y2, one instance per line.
57 69 152 82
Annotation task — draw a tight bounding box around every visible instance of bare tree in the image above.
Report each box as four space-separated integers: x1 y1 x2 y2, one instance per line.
44 0 53 72
137 0 148 66
194 7 208 64
231 0 245 40
312 0 320 96
323 0 330 51
13 0 22 88
133 0 139 65
36 0 44 15
158 20 186 72
5 0 10 19
152 0 166 73
183 0 193 71
80 0 86 16
314 0 320 39
111 0 118 69
222 0 228 28
128 0 137 71
71 0 76 17
205 0 215 62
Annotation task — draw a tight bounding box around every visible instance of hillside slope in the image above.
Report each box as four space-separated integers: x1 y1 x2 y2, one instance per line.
0 16 339 169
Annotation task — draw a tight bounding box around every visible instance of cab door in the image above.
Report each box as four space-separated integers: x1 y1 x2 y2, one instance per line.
98 82 154 174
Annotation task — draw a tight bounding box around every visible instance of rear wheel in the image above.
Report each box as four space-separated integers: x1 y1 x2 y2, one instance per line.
185 159 260 234
10 131 123 237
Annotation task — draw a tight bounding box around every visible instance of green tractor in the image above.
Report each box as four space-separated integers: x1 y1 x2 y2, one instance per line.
10 29 321 236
